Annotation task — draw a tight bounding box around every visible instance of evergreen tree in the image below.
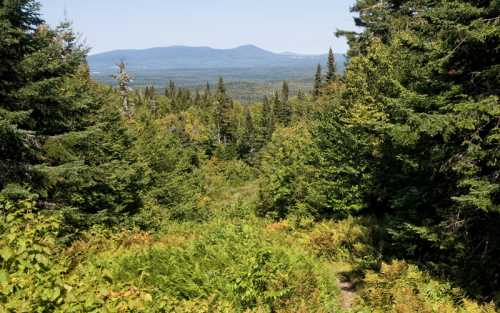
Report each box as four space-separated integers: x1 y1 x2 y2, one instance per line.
313 64 322 99
326 48 336 83
166 80 176 98
281 80 289 104
0 3 103 199
333 0 500 298
238 107 255 158
0 0 43 191
276 81 292 126
214 77 234 145
272 91 281 123
260 95 274 143
0 2 143 228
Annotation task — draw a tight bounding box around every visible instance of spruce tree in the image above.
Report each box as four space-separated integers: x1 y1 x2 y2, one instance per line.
215 77 234 145
326 48 336 83
0 4 101 197
276 81 292 126
238 106 255 158
313 64 322 99
281 80 289 104
0 0 43 191
166 80 176 98
260 95 274 143
0 2 143 225
328 0 500 298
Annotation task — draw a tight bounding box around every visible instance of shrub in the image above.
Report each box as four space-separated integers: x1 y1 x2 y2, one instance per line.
0 196 67 312
110 223 339 312
356 261 497 313
308 217 376 265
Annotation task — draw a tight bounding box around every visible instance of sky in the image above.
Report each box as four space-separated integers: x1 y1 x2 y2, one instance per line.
39 0 361 55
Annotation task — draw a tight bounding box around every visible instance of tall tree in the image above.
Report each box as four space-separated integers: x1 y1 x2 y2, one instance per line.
281 80 289 104
326 48 336 83
0 0 43 191
313 64 322 99
276 81 292 126
0 2 143 227
333 0 500 298
238 106 256 158
0 4 103 198
165 80 176 98
214 77 234 145
260 95 274 144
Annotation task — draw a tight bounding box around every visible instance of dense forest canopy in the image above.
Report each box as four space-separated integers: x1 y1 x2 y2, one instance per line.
0 0 499 312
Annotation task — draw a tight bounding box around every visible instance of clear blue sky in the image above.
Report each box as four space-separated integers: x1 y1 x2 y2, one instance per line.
39 0 361 55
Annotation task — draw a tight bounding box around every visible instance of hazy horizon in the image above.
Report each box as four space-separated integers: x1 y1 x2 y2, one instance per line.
39 0 361 55
87 43 335 56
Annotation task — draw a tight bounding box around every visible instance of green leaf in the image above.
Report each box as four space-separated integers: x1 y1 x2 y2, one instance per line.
0 246 14 261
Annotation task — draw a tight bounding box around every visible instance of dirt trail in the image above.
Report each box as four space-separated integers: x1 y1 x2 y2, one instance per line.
338 277 356 310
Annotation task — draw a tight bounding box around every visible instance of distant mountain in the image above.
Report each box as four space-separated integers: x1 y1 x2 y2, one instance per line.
87 44 345 73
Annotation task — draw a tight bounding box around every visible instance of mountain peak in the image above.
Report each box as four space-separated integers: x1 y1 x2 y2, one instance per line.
235 44 263 50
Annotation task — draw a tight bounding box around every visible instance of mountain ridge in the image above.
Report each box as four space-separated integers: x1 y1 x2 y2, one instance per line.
88 44 344 72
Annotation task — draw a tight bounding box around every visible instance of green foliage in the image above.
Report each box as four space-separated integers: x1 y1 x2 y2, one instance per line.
110 222 339 312
0 195 67 312
326 48 336 83
258 122 323 219
131 116 204 223
308 217 377 265
313 64 322 99
319 0 500 300
356 261 497 313
2 1 500 311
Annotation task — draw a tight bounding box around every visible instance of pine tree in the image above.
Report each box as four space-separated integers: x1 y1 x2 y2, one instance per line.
0 4 102 196
313 64 322 99
238 106 256 158
214 77 234 145
281 80 289 104
260 95 274 143
326 48 336 83
166 80 176 98
329 0 500 298
272 91 280 120
0 0 43 191
276 81 292 126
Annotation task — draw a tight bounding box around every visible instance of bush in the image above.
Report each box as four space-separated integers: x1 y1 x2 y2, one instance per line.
0 196 67 312
108 223 340 312
308 217 377 265
257 122 322 219
356 261 497 313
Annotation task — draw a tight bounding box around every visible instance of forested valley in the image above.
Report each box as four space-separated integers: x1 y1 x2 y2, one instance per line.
1 0 499 312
